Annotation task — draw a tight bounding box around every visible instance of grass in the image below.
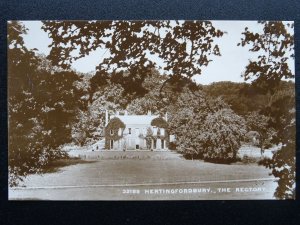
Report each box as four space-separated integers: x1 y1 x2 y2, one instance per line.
14 159 274 187
10 146 278 200
42 157 94 174
9 158 276 200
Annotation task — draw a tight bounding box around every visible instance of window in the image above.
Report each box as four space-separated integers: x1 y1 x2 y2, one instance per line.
110 140 114 149
153 127 157 136
110 130 114 135
129 128 131 134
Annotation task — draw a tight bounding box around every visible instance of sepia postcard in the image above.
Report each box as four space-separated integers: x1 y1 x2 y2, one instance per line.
8 20 295 200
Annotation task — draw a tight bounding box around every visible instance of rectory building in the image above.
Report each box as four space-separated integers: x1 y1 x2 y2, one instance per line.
104 110 169 151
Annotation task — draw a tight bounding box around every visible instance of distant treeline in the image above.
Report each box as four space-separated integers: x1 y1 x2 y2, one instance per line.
202 80 295 116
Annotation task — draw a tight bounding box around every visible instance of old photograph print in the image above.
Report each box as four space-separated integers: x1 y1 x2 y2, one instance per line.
8 20 295 200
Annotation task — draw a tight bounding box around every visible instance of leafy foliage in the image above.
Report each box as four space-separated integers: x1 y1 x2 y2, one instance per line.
260 88 296 199
72 78 127 146
8 22 82 186
203 81 269 115
42 20 223 97
127 76 246 162
126 70 169 114
145 128 154 150
239 21 295 199
261 82 295 145
245 111 274 153
201 109 247 162
166 87 245 162
238 21 294 92
104 117 126 149
260 142 295 199
151 117 168 129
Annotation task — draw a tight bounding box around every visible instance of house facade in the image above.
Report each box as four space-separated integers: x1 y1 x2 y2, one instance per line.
104 110 169 151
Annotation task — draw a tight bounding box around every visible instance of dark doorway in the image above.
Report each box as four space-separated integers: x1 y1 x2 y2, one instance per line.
110 140 114 149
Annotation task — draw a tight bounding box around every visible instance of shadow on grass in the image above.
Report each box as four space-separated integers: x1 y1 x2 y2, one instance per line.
42 157 95 174
182 152 267 166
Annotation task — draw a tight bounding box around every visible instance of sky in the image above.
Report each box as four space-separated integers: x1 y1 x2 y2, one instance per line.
21 20 295 85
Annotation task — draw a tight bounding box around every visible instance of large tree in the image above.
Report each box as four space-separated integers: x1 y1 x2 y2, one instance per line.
166 86 246 162
8 22 82 186
239 21 295 199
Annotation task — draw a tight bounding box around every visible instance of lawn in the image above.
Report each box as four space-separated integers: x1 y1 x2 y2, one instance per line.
42 158 94 173
9 150 277 200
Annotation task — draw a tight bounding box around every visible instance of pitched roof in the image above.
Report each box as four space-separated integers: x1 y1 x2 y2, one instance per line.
111 115 159 126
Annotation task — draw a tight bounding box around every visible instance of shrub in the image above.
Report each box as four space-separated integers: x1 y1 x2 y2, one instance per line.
201 109 247 163
241 155 260 164
168 142 177 150
151 117 168 128
145 127 153 149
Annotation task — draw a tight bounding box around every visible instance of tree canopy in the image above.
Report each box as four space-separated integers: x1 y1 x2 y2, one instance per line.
166 87 246 162
42 20 224 96
8 21 84 186
239 21 295 199
238 21 294 92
